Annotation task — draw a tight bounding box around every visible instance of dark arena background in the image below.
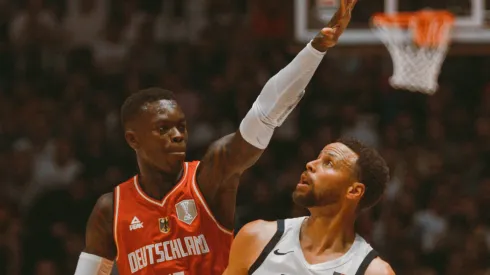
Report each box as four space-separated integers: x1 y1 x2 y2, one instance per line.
0 0 490 274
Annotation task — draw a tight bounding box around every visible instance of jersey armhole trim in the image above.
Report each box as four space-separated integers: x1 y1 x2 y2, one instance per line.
191 161 234 236
113 186 121 261
248 219 285 275
354 249 379 275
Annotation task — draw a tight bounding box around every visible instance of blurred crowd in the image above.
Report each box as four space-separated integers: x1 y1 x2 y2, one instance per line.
0 0 489 274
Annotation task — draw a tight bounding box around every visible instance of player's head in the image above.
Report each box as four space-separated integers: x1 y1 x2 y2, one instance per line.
293 137 389 212
121 88 187 174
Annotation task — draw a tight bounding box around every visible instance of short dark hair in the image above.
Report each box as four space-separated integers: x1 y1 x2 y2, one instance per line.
338 137 389 210
120 88 176 128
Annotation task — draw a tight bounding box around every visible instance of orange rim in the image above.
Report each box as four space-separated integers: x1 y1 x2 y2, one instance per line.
372 11 455 47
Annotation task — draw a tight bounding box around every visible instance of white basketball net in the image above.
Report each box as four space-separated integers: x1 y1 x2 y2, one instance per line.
372 13 454 94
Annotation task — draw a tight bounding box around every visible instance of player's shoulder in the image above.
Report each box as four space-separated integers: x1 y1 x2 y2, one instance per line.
228 220 278 271
93 192 114 218
233 220 278 255
365 257 395 275
237 219 277 242
96 192 114 205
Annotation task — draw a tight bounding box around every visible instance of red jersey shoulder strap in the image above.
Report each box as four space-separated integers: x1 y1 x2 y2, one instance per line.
187 160 234 236
113 179 128 261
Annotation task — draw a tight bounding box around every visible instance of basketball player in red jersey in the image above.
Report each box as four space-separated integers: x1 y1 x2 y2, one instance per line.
73 1 357 274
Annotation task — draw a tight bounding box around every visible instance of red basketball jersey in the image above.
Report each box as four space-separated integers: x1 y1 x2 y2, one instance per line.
113 161 234 275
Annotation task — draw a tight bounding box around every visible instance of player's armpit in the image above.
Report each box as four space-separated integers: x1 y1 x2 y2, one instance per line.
225 220 277 275
205 131 263 173
83 193 117 260
365 257 396 275
197 132 263 201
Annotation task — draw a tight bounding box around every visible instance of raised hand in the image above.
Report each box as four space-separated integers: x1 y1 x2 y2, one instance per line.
311 0 358 51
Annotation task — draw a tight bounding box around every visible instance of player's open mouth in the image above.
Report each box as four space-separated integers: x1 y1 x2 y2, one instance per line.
297 183 308 189
297 173 310 187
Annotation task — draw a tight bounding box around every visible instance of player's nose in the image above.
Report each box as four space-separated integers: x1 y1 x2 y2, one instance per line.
306 160 316 173
170 128 185 143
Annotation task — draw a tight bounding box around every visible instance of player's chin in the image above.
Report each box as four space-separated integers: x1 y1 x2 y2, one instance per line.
160 154 185 171
168 155 185 169
292 190 314 207
167 151 186 160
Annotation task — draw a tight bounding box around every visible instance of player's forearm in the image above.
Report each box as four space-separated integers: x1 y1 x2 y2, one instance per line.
269 42 326 102
239 42 326 149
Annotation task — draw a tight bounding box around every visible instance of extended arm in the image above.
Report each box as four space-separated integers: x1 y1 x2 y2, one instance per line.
74 193 116 275
198 41 326 180
197 0 358 228
196 42 326 228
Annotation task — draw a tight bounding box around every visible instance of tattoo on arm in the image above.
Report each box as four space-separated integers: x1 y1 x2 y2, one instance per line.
84 193 116 260
197 132 263 202
200 132 263 178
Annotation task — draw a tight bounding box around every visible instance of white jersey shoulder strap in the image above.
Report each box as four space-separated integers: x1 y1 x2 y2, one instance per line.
354 249 379 275
248 219 287 274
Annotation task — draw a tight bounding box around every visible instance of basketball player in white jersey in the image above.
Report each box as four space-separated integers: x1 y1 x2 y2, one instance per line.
224 138 395 275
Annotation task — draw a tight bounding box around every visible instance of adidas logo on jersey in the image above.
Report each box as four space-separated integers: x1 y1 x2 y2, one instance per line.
129 216 144 231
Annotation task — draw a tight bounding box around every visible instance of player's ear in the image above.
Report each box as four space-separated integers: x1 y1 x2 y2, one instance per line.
125 130 140 150
346 182 365 200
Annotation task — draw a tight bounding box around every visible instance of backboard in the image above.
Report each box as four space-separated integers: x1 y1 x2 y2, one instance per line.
295 0 490 44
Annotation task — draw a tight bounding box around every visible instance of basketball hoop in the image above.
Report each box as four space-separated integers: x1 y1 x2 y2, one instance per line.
371 11 455 94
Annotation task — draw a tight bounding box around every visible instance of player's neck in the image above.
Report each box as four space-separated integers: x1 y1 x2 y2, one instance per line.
301 206 356 255
138 163 184 200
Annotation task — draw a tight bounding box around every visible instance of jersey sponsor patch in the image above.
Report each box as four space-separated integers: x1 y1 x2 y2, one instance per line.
175 199 197 225
130 216 144 231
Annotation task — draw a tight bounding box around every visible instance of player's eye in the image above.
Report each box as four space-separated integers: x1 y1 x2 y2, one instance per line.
159 126 170 134
177 124 186 132
324 161 333 167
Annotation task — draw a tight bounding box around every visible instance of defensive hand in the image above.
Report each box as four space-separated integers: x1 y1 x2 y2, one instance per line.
311 0 358 51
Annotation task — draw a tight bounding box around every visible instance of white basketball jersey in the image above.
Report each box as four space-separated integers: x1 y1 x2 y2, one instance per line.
249 217 378 275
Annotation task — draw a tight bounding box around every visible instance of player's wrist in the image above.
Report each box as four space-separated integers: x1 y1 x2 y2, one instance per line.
310 35 330 52
308 39 328 55
74 252 113 275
